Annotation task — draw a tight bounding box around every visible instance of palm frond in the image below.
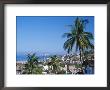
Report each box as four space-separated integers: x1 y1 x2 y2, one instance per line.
83 32 94 39
63 17 94 55
62 33 72 38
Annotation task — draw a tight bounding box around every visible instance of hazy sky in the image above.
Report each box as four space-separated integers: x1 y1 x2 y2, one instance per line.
16 16 94 54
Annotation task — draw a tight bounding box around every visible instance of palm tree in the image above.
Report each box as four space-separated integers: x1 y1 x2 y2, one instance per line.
48 55 61 74
24 53 43 74
63 17 94 62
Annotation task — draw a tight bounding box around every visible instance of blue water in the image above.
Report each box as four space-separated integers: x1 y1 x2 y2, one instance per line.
16 54 50 61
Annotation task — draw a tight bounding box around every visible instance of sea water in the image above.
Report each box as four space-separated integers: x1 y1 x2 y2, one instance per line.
16 54 49 61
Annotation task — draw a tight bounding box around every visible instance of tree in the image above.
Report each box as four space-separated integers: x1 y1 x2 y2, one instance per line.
48 55 62 74
24 53 43 74
63 17 94 61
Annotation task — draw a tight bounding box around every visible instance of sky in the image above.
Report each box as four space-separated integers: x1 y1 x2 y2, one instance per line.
16 16 94 55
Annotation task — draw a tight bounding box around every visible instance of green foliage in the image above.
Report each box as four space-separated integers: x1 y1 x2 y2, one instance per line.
23 53 43 74
63 17 94 61
47 55 64 74
75 64 82 68
60 63 65 67
57 70 66 74
32 66 43 74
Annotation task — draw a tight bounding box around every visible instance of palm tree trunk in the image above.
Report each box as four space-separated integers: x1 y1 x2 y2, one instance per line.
67 64 69 73
79 49 83 71
79 49 82 61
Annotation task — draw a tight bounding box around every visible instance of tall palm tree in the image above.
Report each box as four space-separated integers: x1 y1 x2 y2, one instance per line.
63 17 94 61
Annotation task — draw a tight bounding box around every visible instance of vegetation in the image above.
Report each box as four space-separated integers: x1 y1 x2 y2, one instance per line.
17 17 94 75
47 55 65 74
63 17 94 62
23 53 43 74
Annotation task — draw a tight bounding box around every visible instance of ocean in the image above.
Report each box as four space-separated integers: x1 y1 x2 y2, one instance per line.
16 54 50 61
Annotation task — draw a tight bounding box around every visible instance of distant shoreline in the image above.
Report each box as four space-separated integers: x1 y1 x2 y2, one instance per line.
16 61 27 64
16 55 52 61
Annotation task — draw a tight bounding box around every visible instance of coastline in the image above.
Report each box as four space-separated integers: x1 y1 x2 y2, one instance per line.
16 60 27 64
